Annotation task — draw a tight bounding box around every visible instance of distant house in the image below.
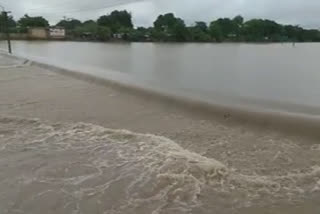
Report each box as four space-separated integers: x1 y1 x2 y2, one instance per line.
113 33 123 39
79 32 95 40
227 33 237 38
49 27 66 39
28 27 66 40
28 27 48 39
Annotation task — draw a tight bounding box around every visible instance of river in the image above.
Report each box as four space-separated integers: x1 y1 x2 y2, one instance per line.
1 41 320 213
1 41 320 116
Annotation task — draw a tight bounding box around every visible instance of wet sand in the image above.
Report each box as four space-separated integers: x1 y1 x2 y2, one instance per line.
0 54 320 213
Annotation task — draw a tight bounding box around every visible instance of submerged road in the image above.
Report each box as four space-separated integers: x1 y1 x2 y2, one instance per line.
0 54 320 213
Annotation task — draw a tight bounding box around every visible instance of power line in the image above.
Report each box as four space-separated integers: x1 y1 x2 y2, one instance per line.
27 0 89 11
27 0 148 15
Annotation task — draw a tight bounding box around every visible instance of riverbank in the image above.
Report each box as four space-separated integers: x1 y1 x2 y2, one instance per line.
1 54 320 213
2 37 319 43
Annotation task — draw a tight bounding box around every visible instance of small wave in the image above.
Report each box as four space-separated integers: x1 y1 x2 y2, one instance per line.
1 115 320 213
0 116 228 213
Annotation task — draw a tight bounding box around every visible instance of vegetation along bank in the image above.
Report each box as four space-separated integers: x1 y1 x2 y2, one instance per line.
1 10 320 42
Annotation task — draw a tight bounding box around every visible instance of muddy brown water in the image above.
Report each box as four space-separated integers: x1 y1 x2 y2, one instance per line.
2 41 320 116
1 42 320 213
1 116 320 214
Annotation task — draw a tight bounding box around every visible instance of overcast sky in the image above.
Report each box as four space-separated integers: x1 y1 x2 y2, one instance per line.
1 0 319 28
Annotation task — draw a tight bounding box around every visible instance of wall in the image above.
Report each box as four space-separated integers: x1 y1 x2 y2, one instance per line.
28 28 48 39
0 33 28 40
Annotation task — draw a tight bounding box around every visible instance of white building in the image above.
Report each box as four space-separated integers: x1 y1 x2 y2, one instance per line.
49 27 66 39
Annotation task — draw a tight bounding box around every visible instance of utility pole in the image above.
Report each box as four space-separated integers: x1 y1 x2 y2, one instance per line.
0 5 12 54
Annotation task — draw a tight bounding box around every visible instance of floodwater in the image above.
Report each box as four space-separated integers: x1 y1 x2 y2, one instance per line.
2 41 320 214
1 116 320 214
1 41 320 115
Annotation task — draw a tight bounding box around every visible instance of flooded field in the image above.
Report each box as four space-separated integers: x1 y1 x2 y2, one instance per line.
1 43 320 213
2 41 320 115
1 116 320 214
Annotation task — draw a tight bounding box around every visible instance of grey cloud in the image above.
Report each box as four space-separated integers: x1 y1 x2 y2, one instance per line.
1 0 319 28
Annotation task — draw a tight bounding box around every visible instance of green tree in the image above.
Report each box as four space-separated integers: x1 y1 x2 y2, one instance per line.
153 13 189 41
209 18 237 41
284 25 304 41
189 27 211 42
97 26 111 41
79 20 97 32
195 21 208 32
56 18 82 30
150 28 168 41
242 19 284 42
233 15 244 26
301 29 320 42
82 20 96 26
17 14 49 33
189 22 211 42
73 20 98 39
0 12 16 33
154 13 177 30
7 11 319 43
242 19 266 41
72 20 111 41
232 15 244 39
97 10 133 33
173 19 189 41
127 27 151 42
262 20 283 41
209 23 223 42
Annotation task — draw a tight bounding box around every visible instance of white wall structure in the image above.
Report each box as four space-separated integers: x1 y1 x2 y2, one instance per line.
49 28 66 39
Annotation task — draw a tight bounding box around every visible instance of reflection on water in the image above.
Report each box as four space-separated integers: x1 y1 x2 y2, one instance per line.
1 41 320 114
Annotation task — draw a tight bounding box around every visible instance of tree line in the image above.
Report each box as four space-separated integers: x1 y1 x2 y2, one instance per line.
1 10 320 42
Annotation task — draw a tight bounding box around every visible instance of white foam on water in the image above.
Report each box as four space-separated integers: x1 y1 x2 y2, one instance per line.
0 116 320 213
0 116 229 213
